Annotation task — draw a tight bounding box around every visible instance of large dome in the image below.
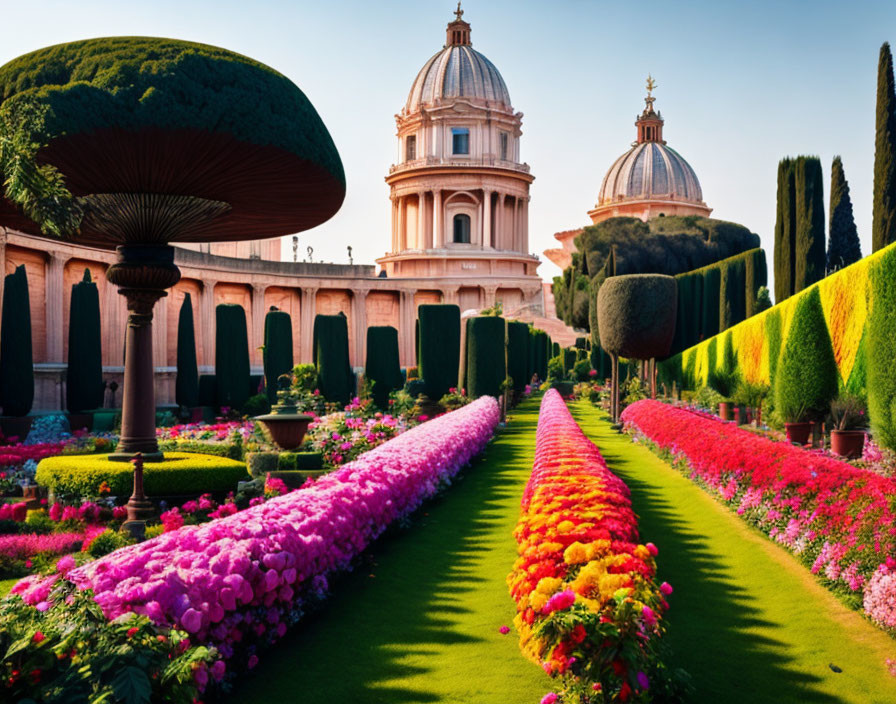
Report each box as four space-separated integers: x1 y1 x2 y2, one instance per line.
598 141 703 205
404 7 511 114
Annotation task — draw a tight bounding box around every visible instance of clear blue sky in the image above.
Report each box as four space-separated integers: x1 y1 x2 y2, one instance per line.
2 0 895 288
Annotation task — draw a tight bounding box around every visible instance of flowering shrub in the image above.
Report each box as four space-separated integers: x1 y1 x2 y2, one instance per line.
0 527 105 578
509 390 682 703
304 410 408 467
621 399 896 631
8 397 500 693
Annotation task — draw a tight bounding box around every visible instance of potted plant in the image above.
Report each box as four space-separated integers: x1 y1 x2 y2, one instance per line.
829 394 868 459
780 399 812 445
734 380 771 427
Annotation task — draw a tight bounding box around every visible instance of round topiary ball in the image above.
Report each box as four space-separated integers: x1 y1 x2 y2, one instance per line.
597 274 677 360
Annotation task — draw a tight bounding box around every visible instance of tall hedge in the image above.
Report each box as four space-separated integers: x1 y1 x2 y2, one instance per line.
874 42 896 253
774 157 796 302
175 293 199 408
418 304 460 400
700 266 720 340
868 247 896 447
66 269 103 413
744 249 768 318
313 313 353 406
365 325 402 409
464 316 506 399
0 265 33 416
263 308 294 403
215 304 250 410
827 156 862 273
794 156 826 294
774 287 838 421
507 321 529 393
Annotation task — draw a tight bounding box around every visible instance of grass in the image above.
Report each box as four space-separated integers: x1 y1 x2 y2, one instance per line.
0 578 17 599
570 400 896 704
232 396 552 703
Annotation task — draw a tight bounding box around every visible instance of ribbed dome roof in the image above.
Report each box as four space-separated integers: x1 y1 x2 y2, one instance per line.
406 44 511 113
598 141 704 205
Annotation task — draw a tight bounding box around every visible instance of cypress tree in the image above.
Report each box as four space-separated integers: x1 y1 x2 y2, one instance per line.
507 321 529 394
313 313 353 406
66 269 104 413
175 292 199 408
744 249 768 318
774 158 796 302
0 265 33 416
873 42 896 253
215 304 250 410
827 156 862 272
418 304 460 400
365 326 402 409
263 307 294 403
464 316 506 399
794 156 826 293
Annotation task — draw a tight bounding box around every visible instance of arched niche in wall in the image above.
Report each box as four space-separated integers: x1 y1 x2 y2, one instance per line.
444 191 480 246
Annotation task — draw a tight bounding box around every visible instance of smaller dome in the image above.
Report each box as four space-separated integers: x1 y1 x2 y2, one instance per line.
598 142 704 205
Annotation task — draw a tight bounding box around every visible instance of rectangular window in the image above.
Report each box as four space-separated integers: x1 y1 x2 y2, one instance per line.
452 128 470 155
500 132 509 160
406 135 416 161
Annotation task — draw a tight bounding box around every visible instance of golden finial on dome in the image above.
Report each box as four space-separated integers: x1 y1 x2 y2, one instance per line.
645 74 657 113
455 1 464 21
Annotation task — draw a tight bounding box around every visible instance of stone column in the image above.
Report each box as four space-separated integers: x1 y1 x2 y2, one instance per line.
152 287 168 370
398 196 407 251
391 196 399 252
495 193 507 249
352 289 368 368
45 252 67 363
300 287 317 364
513 198 522 252
398 290 415 367
444 286 460 305
483 189 492 248
417 190 427 250
482 284 498 310
433 189 443 248
251 283 266 367
200 278 217 367
522 196 530 254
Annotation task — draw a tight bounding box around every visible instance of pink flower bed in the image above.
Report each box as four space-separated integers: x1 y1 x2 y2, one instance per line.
0 528 104 562
621 399 896 630
12 396 500 670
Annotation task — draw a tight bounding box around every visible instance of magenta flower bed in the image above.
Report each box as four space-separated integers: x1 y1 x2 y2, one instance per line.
621 399 896 629
11 396 500 669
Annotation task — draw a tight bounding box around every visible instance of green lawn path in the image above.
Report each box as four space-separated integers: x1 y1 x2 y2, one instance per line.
570 400 896 704
234 396 553 703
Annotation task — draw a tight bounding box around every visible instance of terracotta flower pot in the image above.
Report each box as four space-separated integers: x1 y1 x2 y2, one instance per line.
785 422 813 445
718 402 732 421
254 413 312 451
830 429 866 459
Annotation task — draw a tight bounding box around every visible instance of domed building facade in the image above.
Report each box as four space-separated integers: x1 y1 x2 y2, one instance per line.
546 79 711 269
377 5 544 317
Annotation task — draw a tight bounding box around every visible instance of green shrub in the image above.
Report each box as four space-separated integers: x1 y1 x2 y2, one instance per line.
596 274 678 360
0 265 33 416
774 287 839 421
67 269 103 413
215 304 250 410
693 386 725 411
313 313 353 406
175 292 199 408
246 451 279 477
263 308 294 403
365 325 403 409
701 266 721 340
464 316 506 399
708 333 740 399
418 304 461 400
197 374 217 407
507 321 529 394
868 246 896 448
155 439 243 460
563 348 577 374
243 393 271 417
36 452 249 498
87 529 134 558
547 355 565 382
573 358 592 382
278 451 324 471
846 325 868 401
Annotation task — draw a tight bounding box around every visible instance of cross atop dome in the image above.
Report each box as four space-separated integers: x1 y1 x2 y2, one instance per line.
635 75 665 144
446 2 472 46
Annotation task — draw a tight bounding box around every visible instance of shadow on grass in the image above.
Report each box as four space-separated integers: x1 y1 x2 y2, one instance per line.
570 405 846 704
231 401 542 704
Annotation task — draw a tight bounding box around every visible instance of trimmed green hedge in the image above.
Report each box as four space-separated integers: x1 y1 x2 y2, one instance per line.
597 274 677 360
66 269 103 413
418 304 460 400
155 439 243 460
868 246 896 446
278 451 324 471
464 316 506 399
35 452 248 497
197 375 217 407
774 287 838 420
215 304 250 410
175 292 199 408
0 265 33 416
365 325 402 409
263 309 294 403
507 321 529 393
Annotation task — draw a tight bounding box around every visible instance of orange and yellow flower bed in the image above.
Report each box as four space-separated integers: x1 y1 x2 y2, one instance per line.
508 390 683 703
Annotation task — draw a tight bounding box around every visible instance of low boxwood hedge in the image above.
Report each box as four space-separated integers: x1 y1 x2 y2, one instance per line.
278 451 324 471
156 439 243 460
35 452 248 498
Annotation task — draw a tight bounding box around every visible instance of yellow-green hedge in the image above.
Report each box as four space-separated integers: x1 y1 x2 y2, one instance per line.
35 452 249 498
665 241 895 389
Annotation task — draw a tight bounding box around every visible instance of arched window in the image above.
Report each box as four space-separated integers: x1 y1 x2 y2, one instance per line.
453 214 471 243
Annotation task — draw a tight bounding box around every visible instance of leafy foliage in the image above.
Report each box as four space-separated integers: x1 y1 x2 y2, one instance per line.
827 156 862 273
463 316 506 399
596 274 677 360
263 309 294 404
868 246 896 447
215 304 250 411
418 304 460 400
313 313 354 406
365 325 403 410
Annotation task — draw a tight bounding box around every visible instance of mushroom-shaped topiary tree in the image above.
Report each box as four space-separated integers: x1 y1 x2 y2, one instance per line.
0 38 345 459
597 274 677 422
